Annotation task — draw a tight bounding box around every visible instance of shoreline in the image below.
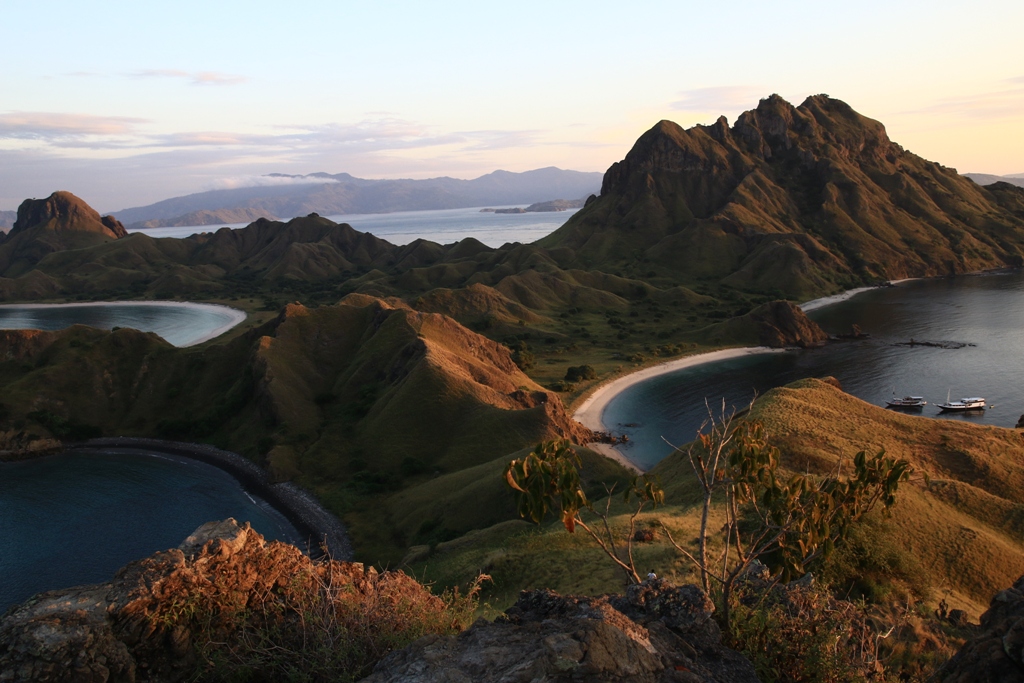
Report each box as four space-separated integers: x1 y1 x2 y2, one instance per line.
574 347 787 471
65 437 353 560
575 277 933 470
799 278 925 313
0 300 247 347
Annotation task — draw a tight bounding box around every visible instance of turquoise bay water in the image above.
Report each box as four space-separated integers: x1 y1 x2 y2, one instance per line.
0 450 300 613
129 205 578 246
0 302 244 347
603 271 1024 470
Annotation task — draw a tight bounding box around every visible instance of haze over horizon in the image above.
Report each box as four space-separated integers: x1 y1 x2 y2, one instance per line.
1 0 1022 212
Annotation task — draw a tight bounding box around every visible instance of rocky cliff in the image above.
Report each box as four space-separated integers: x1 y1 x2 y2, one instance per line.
541 95 1024 300
935 573 1024 681
10 192 127 240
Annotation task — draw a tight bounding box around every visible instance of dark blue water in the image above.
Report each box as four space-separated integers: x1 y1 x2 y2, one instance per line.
129 206 579 247
0 302 244 347
604 272 1024 470
0 450 299 613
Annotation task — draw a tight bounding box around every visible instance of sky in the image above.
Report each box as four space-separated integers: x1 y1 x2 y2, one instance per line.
1 0 1022 212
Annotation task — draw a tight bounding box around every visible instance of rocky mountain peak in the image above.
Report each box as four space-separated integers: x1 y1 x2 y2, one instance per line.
11 191 127 239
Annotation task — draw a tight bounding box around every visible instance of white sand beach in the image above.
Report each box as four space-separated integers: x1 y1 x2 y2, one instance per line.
800 279 922 313
799 287 877 312
576 280 926 470
574 347 787 471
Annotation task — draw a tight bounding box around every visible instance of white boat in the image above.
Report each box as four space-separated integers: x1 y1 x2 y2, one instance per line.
937 392 986 412
886 395 927 409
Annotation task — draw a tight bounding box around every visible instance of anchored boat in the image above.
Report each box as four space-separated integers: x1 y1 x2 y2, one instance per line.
886 395 927 409
937 390 987 412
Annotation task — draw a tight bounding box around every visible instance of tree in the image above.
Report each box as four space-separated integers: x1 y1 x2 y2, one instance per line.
660 403 913 628
503 440 663 584
503 406 912 632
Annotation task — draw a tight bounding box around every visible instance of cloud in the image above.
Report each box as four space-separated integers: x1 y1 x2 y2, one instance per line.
0 112 147 140
204 175 341 190
0 114 568 210
130 69 247 86
910 78 1024 120
671 86 765 113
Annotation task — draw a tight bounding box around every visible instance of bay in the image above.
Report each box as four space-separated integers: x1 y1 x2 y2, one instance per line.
603 271 1024 470
128 205 579 247
0 450 300 613
0 302 246 347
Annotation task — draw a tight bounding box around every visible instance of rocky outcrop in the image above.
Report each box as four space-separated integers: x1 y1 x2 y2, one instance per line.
1 191 128 279
694 300 829 348
0 519 438 683
1016 413 1024 429
363 580 758 683
935 573 1024 682
541 95 1024 300
11 191 127 239
747 300 829 348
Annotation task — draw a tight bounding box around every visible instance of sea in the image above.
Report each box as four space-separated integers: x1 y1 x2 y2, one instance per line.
128 205 579 247
0 450 300 613
0 302 245 347
602 270 1024 470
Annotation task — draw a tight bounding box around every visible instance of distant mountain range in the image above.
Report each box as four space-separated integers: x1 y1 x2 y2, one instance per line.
965 173 1024 188
0 211 16 232
113 167 602 228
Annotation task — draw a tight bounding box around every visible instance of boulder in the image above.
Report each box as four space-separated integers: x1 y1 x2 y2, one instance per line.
363 580 758 683
934 573 1024 681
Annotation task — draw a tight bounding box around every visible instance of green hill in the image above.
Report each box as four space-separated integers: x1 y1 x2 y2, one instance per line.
540 95 1024 300
415 378 1024 620
0 295 625 563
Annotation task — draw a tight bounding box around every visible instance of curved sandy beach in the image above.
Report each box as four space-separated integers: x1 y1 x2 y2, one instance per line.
0 300 247 347
574 347 787 471
576 280 913 471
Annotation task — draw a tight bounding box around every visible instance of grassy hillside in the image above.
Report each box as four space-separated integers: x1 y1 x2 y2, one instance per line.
0 295 634 564
415 378 1024 620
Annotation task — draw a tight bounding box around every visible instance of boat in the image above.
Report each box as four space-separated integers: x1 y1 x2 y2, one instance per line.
936 391 987 412
886 395 927 409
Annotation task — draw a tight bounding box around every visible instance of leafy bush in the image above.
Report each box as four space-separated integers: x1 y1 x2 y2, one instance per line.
729 583 876 683
505 340 534 371
563 364 597 382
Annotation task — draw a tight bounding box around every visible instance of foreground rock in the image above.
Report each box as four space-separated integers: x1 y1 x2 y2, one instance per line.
363 580 758 683
0 519 443 682
935 573 1024 682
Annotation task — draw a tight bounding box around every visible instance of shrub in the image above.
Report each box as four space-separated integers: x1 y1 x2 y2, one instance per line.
174 559 483 682
729 582 876 683
563 364 597 382
505 340 534 371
